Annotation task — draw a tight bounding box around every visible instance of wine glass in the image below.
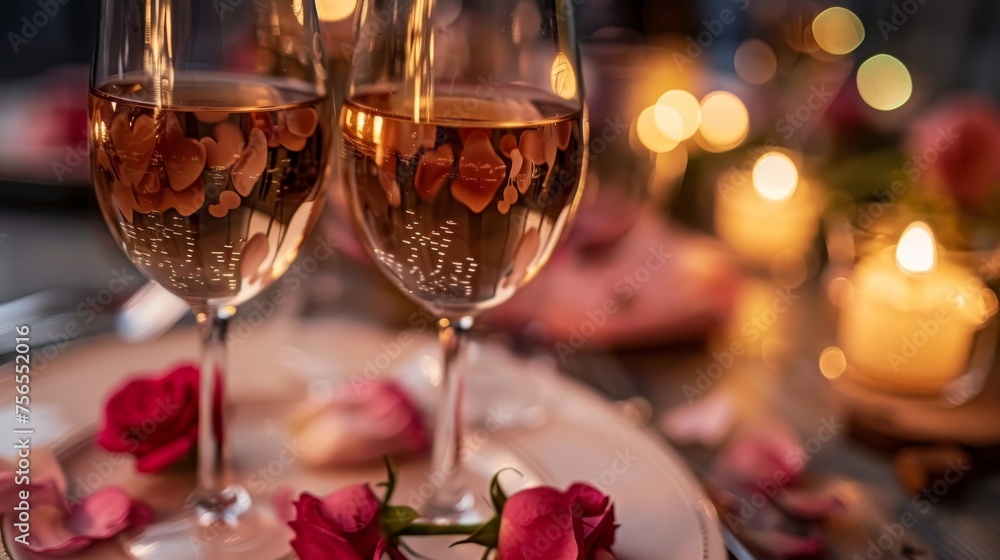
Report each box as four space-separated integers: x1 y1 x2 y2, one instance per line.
340 0 587 520
89 1 330 558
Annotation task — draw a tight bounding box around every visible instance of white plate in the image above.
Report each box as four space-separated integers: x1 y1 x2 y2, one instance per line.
0 318 725 560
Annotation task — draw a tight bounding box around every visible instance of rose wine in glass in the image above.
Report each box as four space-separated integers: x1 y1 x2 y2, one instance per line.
341 0 587 520
89 2 330 558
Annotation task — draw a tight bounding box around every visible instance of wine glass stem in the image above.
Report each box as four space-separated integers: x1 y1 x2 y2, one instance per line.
193 306 233 507
427 315 475 519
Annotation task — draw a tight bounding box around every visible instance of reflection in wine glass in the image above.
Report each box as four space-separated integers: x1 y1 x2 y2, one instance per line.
340 0 588 521
88 1 331 558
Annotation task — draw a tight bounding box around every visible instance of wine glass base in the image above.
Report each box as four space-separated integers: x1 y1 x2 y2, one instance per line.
124 487 292 560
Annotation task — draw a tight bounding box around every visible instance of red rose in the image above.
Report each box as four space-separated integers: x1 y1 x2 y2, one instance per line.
907 94 1000 208
96 364 221 474
498 483 617 560
289 486 404 560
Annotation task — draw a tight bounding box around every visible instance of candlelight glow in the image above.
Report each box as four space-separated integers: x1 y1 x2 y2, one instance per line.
317 0 357 21
655 90 701 140
819 346 847 379
734 39 777 84
637 105 680 153
550 52 578 100
857 54 913 111
896 222 936 274
752 152 799 201
698 91 749 151
812 7 864 55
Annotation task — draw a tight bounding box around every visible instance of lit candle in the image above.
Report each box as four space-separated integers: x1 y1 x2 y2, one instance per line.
837 222 989 394
715 152 822 266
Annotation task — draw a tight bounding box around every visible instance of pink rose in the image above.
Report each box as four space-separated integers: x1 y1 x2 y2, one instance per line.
96 363 221 474
288 380 429 468
907 94 1000 208
0 449 152 556
289 486 405 560
498 483 617 560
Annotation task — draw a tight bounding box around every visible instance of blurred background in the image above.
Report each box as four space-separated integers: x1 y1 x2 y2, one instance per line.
4 1 1000 558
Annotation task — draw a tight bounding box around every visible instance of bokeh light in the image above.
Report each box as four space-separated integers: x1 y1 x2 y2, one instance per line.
857 54 913 111
316 0 357 21
550 52 578 100
812 7 864 55
637 106 680 153
752 152 799 201
698 91 749 151
655 90 701 140
734 40 778 84
819 346 847 379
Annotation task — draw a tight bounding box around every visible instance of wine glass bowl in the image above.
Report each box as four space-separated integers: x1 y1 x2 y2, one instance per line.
340 89 586 317
341 0 587 520
88 1 330 558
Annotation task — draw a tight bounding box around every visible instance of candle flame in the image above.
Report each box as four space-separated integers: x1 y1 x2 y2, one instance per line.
752 152 799 201
896 222 936 274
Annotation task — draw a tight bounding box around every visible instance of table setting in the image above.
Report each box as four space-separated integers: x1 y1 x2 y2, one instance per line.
3 0 1000 559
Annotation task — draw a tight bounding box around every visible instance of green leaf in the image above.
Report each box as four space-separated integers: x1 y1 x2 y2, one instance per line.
488 468 521 513
381 505 421 536
450 516 500 549
376 456 397 507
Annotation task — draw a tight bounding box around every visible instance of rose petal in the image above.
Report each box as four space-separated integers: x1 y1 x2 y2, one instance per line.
280 129 308 152
286 107 319 137
134 426 198 473
165 177 206 216
290 381 428 468
519 128 546 165
452 131 507 213
289 522 365 560
499 487 579 560
163 138 207 191
232 128 268 196
111 113 156 186
319 485 382 554
65 487 133 540
202 122 245 169
414 144 454 202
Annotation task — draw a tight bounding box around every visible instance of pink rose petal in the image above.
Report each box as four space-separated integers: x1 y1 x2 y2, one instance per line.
286 107 319 137
232 127 268 196
163 138 207 191
201 121 245 169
